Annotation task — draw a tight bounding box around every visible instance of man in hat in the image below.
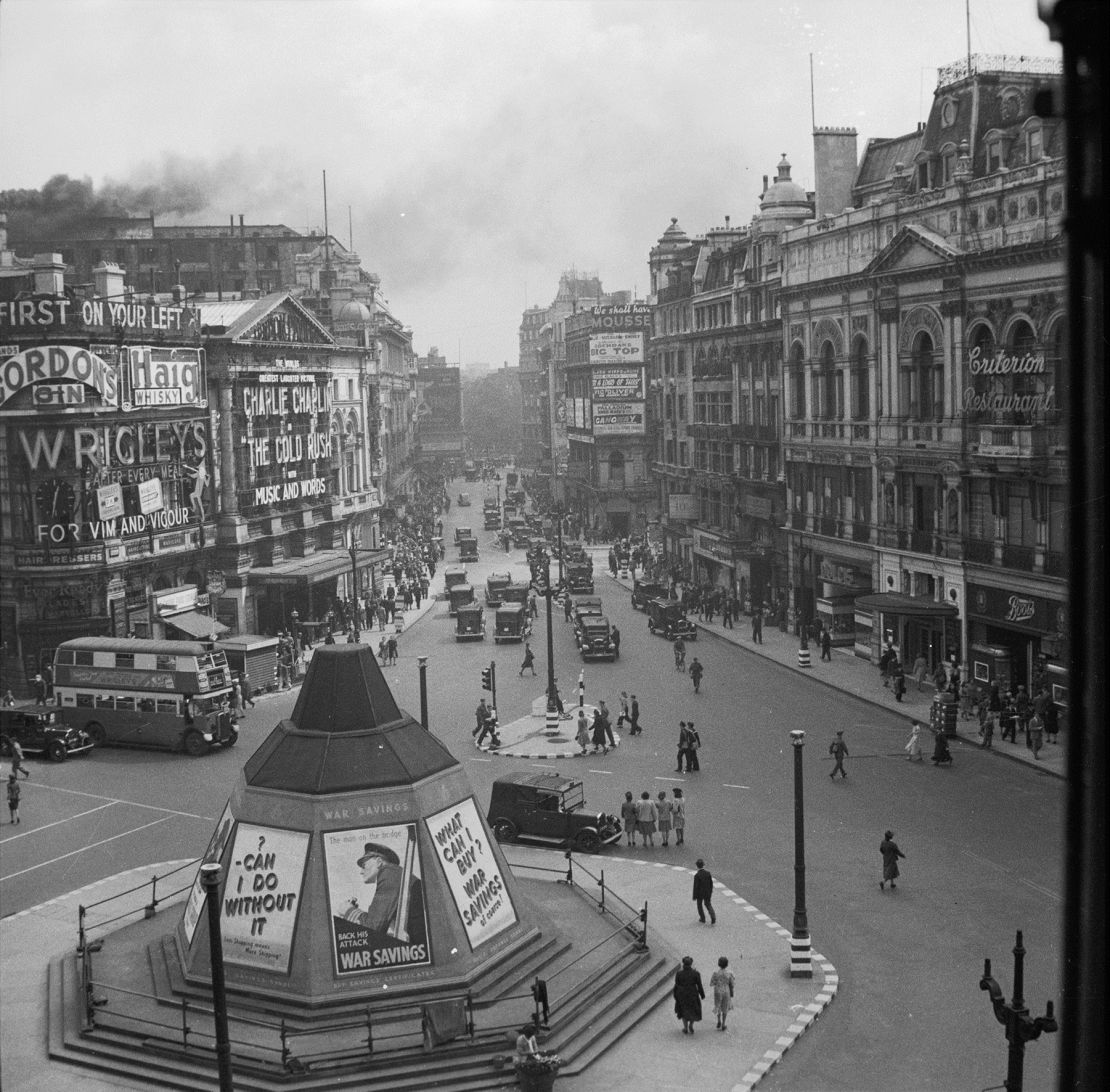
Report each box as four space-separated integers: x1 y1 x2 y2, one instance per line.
33 673 48 706
341 841 426 943
829 729 849 779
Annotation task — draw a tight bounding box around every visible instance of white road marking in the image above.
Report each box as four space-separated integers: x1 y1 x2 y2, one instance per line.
655 776 685 782
0 816 174 881
587 768 612 775
0 801 116 839
529 763 557 769
19 783 215 821
469 757 494 763
722 784 751 789
1020 877 1062 901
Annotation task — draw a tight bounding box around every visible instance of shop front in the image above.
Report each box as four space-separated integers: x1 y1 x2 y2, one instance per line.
854 593 959 668
692 528 736 593
966 582 1068 693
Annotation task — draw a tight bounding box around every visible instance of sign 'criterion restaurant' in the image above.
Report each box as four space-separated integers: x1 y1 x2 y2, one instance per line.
1 265 217 687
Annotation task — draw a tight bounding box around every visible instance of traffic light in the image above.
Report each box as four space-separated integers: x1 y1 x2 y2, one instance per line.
481 663 493 691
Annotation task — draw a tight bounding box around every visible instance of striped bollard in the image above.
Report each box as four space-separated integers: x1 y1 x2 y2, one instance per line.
797 640 812 668
619 556 629 580
578 670 585 708
545 702 561 736
790 934 813 978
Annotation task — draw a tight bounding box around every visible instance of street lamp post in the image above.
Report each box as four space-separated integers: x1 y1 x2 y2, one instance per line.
200 864 234 1092
789 729 812 977
417 656 429 729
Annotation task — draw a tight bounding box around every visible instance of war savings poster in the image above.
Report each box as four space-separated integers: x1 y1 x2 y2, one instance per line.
323 823 432 976
426 797 516 950
182 802 236 946
221 822 310 974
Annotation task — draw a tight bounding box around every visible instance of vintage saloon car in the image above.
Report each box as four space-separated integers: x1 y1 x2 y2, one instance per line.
571 596 604 633
487 772 622 853
631 579 668 611
454 525 473 544
443 565 469 593
0 707 94 762
454 603 486 641
483 508 502 530
485 571 513 606
458 536 479 563
499 583 531 609
566 562 594 594
646 598 698 641
447 582 476 616
494 603 531 643
577 615 617 661
457 491 472 506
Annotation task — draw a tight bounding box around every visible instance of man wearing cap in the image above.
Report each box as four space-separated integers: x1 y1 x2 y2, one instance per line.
829 729 849 779
474 697 491 737
341 841 426 944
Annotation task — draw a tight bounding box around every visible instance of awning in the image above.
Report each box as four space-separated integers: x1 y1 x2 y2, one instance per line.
854 593 958 618
248 548 387 589
166 610 229 639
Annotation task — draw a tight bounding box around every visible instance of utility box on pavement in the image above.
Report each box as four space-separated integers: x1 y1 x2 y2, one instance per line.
931 691 958 738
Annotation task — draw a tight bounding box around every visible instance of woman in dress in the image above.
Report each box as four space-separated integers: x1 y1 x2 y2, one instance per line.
709 956 735 1030
673 955 704 1035
576 709 591 756
671 788 686 846
656 791 674 846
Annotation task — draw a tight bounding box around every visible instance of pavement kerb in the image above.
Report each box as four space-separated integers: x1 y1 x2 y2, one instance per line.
598 564 1065 781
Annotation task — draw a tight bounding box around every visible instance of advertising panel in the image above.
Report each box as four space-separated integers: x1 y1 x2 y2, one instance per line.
425 798 516 950
591 366 644 402
668 493 698 520
589 332 644 365
221 822 310 974
323 823 431 975
182 803 236 946
590 303 652 330
124 346 207 408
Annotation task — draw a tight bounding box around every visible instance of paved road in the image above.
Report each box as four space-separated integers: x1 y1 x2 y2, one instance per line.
0 480 1065 1091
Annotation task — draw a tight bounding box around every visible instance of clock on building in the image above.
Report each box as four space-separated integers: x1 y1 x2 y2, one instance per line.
941 99 958 127
35 477 76 522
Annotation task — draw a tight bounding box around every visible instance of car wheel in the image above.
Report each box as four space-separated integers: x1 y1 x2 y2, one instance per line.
87 722 107 746
184 730 210 757
492 820 517 843
48 740 67 762
224 728 239 747
574 830 601 853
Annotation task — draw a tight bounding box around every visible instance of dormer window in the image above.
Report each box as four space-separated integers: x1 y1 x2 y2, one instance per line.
985 130 1006 174
940 143 958 184
1024 118 1045 162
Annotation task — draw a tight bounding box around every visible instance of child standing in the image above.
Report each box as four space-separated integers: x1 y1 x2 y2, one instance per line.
709 956 736 1030
7 773 21 824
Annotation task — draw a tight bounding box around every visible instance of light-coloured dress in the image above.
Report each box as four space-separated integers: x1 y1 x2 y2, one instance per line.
709 968 734 1015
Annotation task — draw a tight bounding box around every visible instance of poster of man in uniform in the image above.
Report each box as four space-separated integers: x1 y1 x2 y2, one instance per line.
425 797 517 951
323 823 431 976
182 802 235 945
221 822 310 974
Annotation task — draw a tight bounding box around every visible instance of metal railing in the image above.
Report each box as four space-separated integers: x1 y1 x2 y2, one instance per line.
76 851 649 1075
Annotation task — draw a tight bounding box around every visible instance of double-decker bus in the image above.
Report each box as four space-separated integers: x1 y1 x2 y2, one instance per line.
52 638 238 756
463 459 480 481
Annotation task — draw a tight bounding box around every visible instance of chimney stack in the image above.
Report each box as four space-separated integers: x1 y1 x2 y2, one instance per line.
239 214 245 237
93 262 126 300
229 214 235 236
33 253 67 296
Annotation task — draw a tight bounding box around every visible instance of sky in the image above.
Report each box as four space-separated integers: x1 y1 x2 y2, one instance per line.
0 0 1059 368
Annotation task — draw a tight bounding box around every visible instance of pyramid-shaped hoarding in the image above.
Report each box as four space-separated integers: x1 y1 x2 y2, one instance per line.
176 645 538 1004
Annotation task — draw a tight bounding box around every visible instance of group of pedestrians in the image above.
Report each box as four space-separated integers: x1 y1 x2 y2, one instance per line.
619 787 685 847
676 722 702 772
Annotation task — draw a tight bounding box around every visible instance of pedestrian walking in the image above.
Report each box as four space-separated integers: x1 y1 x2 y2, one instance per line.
576 709 591 755
879 830 906 891
611 625 621 658
9 739 30 779
377 604 387 631
620 791 637 846
563 594 573 623
230 681 244 719
931 727 953 765
892 662 907 702
904 722 924 762
1043 698 1059 744
820 628 832 661
722 598 733 629
672 788 685 845
7 773 21 823
519 643 536 677
912 653 928 691
989 683 1008 740
1028 709 1045 760
673 636 686 672
528 593 538 620
616 691 630 729
656 791 673 846
473 697 491 737
688 657 703 694
2 690 15 707
591 708 609 755
676 721 691 772
879 644 895 688
693 859 716 924
979 702 994 749
828 729 849 779
710 957 736 1030
240 672 256 708
387 635 398 664
751 610 763 643
686 722 701 771
673 955 705 1035
597 699 616 748
635 791 658 847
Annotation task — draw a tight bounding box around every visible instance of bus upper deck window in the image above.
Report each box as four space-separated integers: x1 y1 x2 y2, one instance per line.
76 693 94 708
139 698 156 712
55 649 74 665
96 694 114 708
116 697 135 711
75 651 94 666
157 699 178 714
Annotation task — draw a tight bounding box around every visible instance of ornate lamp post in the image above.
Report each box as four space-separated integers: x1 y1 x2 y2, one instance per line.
789 728 812 977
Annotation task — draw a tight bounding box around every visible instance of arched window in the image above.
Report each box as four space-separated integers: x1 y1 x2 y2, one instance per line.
902 332 939 421
789 343 806 419
819 340 839 420
851 338 870 420
967 324 995 423
607 450 626 488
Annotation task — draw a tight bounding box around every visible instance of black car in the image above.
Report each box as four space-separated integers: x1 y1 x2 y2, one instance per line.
631 579 668 611
566 563 594 594
646 598 698 641
487 773 622 853
577 615 617 661
0 707 94 762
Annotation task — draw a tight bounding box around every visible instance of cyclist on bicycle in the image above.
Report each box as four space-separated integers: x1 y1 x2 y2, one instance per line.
673 636 686 672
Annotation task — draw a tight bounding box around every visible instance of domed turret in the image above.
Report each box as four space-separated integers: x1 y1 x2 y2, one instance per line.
657 217 690 246
334 299 373 325
759 154 812 222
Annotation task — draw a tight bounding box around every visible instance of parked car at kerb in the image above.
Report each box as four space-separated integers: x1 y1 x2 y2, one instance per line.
647 598 698 641
487 772 622 853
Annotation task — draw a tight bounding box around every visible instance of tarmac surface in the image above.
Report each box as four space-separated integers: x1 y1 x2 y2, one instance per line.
0 554 1063 1092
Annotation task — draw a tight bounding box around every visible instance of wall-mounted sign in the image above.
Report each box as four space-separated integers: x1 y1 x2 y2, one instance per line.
97 483 124 521
589 332 645 365
590 303 652 329
221 823 310 974
668 493 698 520
125 346 206 408
137 477 164 515
0 297 195 334
0 345 118 408
590 366 644 401
323 823 432 975
425 798 516 950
